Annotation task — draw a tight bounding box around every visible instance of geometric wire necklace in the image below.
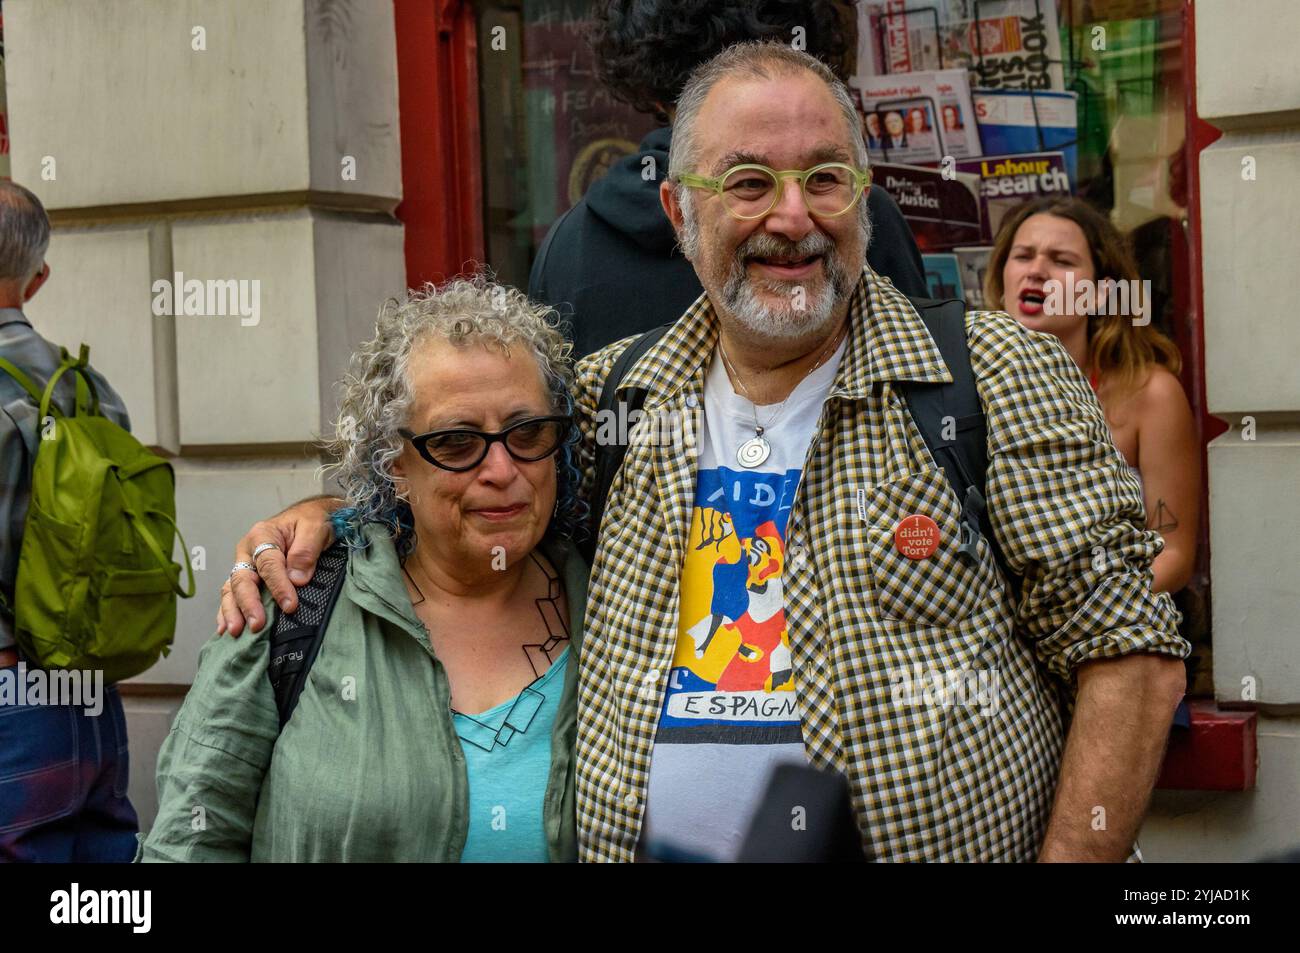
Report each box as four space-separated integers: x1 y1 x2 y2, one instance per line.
404 550 570 752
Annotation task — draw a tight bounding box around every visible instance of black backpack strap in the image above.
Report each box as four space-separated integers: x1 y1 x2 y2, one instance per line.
898 297 1012 584
580 323 673 565
267 540 350 730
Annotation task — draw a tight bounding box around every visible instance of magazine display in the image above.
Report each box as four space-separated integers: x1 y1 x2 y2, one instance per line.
853 68 981 162
922 253 965 300
861 0 1065 91
956 151 1070 241
972 88 1080 183
872 162 983 250
954 245 995 310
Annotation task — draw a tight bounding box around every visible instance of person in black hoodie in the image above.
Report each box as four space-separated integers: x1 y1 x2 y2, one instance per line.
529 0 928 358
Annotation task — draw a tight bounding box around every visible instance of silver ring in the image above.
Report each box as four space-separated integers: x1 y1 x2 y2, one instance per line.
230 561 256 578
252 542 281 560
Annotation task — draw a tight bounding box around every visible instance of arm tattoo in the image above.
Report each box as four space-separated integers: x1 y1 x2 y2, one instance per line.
1149 499 1179 534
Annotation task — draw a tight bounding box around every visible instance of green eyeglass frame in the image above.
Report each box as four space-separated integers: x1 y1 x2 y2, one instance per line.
675 161 873 221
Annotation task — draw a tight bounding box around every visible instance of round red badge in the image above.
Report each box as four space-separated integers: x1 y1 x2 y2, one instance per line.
894 514 941 559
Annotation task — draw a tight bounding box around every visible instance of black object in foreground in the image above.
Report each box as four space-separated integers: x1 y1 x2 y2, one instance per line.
735 763 868 863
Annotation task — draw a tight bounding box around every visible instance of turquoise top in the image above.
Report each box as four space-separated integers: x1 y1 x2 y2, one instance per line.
455 646 571 863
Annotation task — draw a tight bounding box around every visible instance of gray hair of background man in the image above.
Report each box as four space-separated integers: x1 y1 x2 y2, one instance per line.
668 42 873 259
0 181 51 283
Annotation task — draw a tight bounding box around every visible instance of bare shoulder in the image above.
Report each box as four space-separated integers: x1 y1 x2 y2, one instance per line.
1130 365 1196 451
1135 365 1192 418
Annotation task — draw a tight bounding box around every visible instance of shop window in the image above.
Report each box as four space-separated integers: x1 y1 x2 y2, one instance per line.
475 0 657 289
1064 0 1211 691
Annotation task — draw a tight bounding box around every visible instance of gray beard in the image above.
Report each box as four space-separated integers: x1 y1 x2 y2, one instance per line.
679 190 871 344
721 253 850 342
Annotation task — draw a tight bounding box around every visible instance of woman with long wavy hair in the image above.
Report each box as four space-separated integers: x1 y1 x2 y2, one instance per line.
985 197 1199 593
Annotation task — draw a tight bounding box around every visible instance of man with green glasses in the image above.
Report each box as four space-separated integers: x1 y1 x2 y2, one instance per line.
221 42 1188 863
572 41 1184 863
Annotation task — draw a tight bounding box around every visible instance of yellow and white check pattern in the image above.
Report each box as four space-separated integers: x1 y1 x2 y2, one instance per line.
572 265 1188 862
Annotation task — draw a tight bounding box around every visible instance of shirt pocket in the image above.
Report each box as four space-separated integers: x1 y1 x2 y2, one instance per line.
857 468 997 629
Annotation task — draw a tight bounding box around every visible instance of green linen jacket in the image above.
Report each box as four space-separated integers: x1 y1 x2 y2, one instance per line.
140 524 587 862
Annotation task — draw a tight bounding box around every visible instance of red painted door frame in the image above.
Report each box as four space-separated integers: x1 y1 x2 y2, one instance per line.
393 0 486 287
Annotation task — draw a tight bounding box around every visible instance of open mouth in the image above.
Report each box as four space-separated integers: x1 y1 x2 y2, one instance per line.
749 254 823 276
1018 287 1046 315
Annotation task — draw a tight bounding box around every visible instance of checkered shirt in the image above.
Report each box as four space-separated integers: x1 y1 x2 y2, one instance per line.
571 266 1188 862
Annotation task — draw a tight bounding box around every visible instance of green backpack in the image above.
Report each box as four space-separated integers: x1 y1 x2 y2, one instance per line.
0 344 194 682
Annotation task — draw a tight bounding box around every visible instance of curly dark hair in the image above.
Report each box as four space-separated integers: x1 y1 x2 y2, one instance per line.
589 0 858 122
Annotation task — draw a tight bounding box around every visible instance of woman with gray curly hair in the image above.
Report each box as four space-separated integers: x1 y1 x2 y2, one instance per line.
141 276 589 862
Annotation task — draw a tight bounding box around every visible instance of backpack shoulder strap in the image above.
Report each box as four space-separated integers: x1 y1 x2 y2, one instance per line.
897 297 1011 583
581 323 672 565
35 345 101 420
0 344 100 422
67 345 101 417
0 356 45 405
267 540 350 730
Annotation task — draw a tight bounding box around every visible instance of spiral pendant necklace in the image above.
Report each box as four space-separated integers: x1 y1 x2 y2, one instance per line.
718 324 846 470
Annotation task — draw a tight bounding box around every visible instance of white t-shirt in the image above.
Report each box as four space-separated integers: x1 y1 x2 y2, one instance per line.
640 335 846 861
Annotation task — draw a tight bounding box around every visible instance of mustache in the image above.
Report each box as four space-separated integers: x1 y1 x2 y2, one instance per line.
735 230 836 265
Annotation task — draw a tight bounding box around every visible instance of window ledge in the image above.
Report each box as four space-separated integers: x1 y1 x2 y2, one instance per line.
1156 699 1257 791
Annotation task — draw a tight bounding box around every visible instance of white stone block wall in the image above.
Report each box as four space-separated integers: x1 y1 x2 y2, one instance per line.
23 226 167 447
4 0 406 829
5 0 402 208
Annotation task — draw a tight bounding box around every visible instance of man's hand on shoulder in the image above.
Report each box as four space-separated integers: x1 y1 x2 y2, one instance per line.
217 495 343 637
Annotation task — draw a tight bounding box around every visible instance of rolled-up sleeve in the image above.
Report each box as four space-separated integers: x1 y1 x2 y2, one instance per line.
139 598 281 862
968 311 1189 684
